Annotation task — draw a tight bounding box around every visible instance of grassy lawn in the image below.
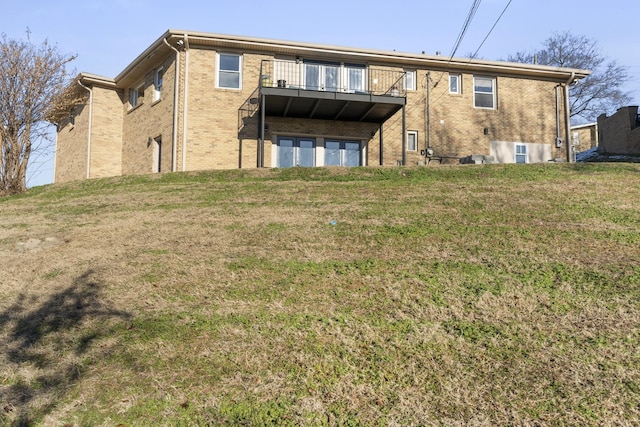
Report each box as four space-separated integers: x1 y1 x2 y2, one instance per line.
0 163 639 426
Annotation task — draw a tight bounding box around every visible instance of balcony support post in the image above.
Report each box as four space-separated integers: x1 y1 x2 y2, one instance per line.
259 93 266 167
401 104 406 166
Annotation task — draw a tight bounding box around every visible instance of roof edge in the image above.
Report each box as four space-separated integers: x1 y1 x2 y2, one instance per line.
112 29 591 84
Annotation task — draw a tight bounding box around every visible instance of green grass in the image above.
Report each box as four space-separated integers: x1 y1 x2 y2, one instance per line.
0 163 639 425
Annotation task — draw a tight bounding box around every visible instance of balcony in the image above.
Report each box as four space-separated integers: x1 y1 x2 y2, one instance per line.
257 59 407 123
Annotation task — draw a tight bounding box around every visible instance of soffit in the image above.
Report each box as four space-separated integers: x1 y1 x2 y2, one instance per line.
112 29 591 88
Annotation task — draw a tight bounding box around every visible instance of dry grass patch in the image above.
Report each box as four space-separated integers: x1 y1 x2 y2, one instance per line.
0 163 639 425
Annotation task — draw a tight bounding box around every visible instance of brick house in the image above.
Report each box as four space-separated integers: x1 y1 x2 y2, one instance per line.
571 122 599 153
52 29 590 182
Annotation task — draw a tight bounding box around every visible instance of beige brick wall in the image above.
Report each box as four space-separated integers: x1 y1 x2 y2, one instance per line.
88 86 124 178
122 55 177 175
55 92 90 183
380 71 567 165
184 49 271 171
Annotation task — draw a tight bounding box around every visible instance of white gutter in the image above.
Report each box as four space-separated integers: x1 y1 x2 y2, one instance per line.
163 37 180 172
182 34 190 172
77 80 93 179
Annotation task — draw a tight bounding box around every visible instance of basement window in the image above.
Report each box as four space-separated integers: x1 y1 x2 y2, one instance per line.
515 143 528 163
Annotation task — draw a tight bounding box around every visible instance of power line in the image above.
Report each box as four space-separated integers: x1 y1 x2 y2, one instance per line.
432 0 483 89
449 0 483 59
469 0 514 59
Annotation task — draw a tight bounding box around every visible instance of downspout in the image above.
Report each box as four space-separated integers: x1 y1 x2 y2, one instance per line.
564 72 575 162
163 36 181 172
425 72 431 161
182 34 190 171
77 80 93 179
555 84 562 153
401 104 406 165
379 125 383 165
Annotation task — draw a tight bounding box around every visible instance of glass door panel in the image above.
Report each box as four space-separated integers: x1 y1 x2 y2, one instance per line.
278 138 295 167
304 64 320 90
325 65 339 92
298 139 315 167
344 142 361 166
345 66 365 93
325 141 341 166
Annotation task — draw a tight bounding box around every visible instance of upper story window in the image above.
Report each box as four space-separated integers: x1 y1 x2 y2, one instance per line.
404 70 416 91
474 76 496 109
129 82 144 109
217 53 242 89
153 67 164 102
449 74 461 94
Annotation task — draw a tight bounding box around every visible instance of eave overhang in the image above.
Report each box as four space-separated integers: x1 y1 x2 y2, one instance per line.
105 29 590 89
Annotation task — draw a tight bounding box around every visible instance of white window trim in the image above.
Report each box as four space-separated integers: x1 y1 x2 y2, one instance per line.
407 130 418 152
153 67 164 102
449 74 461 94
473 76 497 109
404 70 416 91
129 82 144 109
515 143 528 164
216 53 243 90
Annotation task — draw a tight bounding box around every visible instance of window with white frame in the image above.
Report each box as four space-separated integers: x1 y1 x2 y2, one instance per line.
129 82 144 109
449 74 461 94
407 131 418 151
474 76 496 109
404 70 416 91
217 53 242 89
515 143 528 164
153 67 164 102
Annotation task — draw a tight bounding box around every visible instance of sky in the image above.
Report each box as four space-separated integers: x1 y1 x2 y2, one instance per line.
4 0 639 187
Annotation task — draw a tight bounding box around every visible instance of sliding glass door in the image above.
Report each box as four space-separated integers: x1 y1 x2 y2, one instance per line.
277 137 316 167
304 62 365 93
325 140 361 166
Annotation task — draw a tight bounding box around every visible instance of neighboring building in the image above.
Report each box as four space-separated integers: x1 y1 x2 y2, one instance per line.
571 122 598 152
597 106 640 156
52 29 590 183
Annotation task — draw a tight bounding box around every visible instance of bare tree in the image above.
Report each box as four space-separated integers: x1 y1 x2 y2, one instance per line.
0 32 76 195
508 31 632 123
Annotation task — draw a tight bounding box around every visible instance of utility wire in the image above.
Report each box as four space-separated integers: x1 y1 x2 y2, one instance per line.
469 0 514 59
449 0 482 59
432 0 482 89
430 0 514 105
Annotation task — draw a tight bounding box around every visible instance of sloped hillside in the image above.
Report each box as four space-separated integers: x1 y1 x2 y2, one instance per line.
1 164 639 426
